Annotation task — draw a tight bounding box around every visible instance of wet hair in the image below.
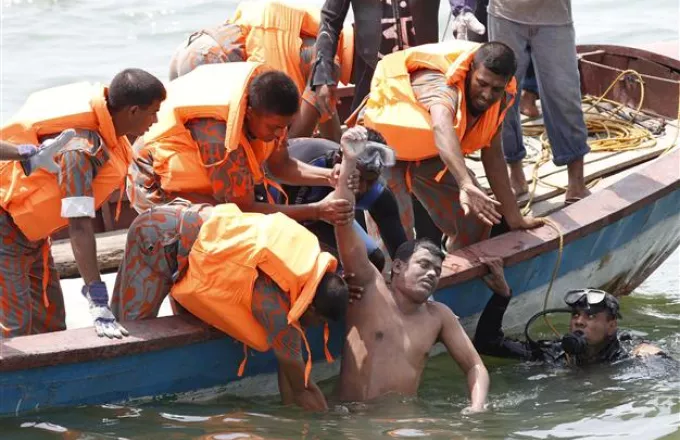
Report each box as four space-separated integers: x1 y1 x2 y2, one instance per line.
108 68 166 112
247 70 300 116
472 42 517 81
312 272 349 322
394 238 445 264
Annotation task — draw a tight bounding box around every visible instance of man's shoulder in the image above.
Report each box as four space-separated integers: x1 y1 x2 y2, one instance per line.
425 300 458 324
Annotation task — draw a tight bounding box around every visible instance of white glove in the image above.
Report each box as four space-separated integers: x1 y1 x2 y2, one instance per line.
453 11 486 41
20 129 77 175
82 281 129 339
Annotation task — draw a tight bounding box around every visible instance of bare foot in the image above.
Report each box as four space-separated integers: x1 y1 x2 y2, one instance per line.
520 90 540 118
508 162 529 196
480 257 511 297
564 158 591 204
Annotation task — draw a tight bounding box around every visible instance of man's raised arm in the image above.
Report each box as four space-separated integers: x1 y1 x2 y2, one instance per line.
333 127 379 285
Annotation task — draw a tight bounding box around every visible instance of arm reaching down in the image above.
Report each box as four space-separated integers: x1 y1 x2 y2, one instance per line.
435 302 489 413
481 132 543 231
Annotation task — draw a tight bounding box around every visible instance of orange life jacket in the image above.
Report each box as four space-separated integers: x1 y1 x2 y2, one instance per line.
171 203 337 384
229 0 354 89
360 40 517 162
0 83 132 241
139 62 280 196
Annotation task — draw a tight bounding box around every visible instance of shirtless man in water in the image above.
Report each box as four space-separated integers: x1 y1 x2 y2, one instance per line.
332 126 490 413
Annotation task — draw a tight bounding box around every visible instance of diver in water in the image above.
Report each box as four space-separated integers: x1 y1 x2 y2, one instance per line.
473 258 666 365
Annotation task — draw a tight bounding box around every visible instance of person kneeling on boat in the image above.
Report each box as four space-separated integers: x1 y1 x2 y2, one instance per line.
111 199 350 411
128 63 354 228
0 69 166 339
474 259 665 365
263 133 407 272
331 126 491 414
169 0 354 141
354 40 544 253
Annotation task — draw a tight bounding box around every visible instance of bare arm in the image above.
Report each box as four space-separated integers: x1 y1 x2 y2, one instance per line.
481 131 523 226
481 131 544 230
318 112 343 143
288 100 322 139
435 302 489 412
430 104 476 188
267 140 333 187
68 217 101 284
277 355 328 411
333 128 379 286
0 140 31 160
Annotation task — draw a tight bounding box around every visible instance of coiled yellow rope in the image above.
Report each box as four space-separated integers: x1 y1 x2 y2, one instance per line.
520 69 680 215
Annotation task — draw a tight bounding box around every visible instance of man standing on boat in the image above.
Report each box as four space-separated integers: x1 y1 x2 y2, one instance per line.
330 125 491 414
266 134 407 272
474 259 666 364
487 0 591 202
169 0 354 141
111 199 351 412
0 69 166 339
355 40 543 252
128 63 355 227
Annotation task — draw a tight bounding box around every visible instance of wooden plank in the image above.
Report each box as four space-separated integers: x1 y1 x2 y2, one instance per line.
473 121 678 208
53 230 128 279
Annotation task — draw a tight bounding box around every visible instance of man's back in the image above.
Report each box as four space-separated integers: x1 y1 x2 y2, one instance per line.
338 274 445 401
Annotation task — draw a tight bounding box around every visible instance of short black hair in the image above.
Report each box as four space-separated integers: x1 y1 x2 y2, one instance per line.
394 238 445 264
312 272 348 322
247 70 300 116
108 68 166 112
366 127 387 144
473 42 517 81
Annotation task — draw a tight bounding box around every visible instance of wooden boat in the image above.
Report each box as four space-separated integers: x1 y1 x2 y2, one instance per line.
1 43 679 416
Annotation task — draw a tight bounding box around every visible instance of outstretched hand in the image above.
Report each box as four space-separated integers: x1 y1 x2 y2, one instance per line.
460 184 502 227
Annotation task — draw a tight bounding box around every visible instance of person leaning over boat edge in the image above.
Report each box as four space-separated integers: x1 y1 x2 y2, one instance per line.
354 40 543 254
168 0 354 141
0 69 165 339
330 126 498 414
474 258 666 366
111 197 360 412
128 63 357 225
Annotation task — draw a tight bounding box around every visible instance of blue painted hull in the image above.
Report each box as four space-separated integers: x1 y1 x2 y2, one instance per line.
2 181 678 416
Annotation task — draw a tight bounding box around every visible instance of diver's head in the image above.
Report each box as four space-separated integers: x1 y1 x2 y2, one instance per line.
563 289 620 354
332 127 395 196
299 272 349 327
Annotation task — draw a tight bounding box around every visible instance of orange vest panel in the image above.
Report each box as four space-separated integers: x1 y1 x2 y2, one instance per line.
140 62 279 195
229 0 354 88
362 41 517 162
170 203 337 351
0 83 132 241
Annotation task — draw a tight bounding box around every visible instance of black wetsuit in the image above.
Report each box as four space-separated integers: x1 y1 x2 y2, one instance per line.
473 294 632 366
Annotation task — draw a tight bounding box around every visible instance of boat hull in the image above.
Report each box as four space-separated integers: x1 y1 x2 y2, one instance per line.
2 147 678 416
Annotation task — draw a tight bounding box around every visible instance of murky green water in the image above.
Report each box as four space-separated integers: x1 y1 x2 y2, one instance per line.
1 0 679 438
2 276 679 439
